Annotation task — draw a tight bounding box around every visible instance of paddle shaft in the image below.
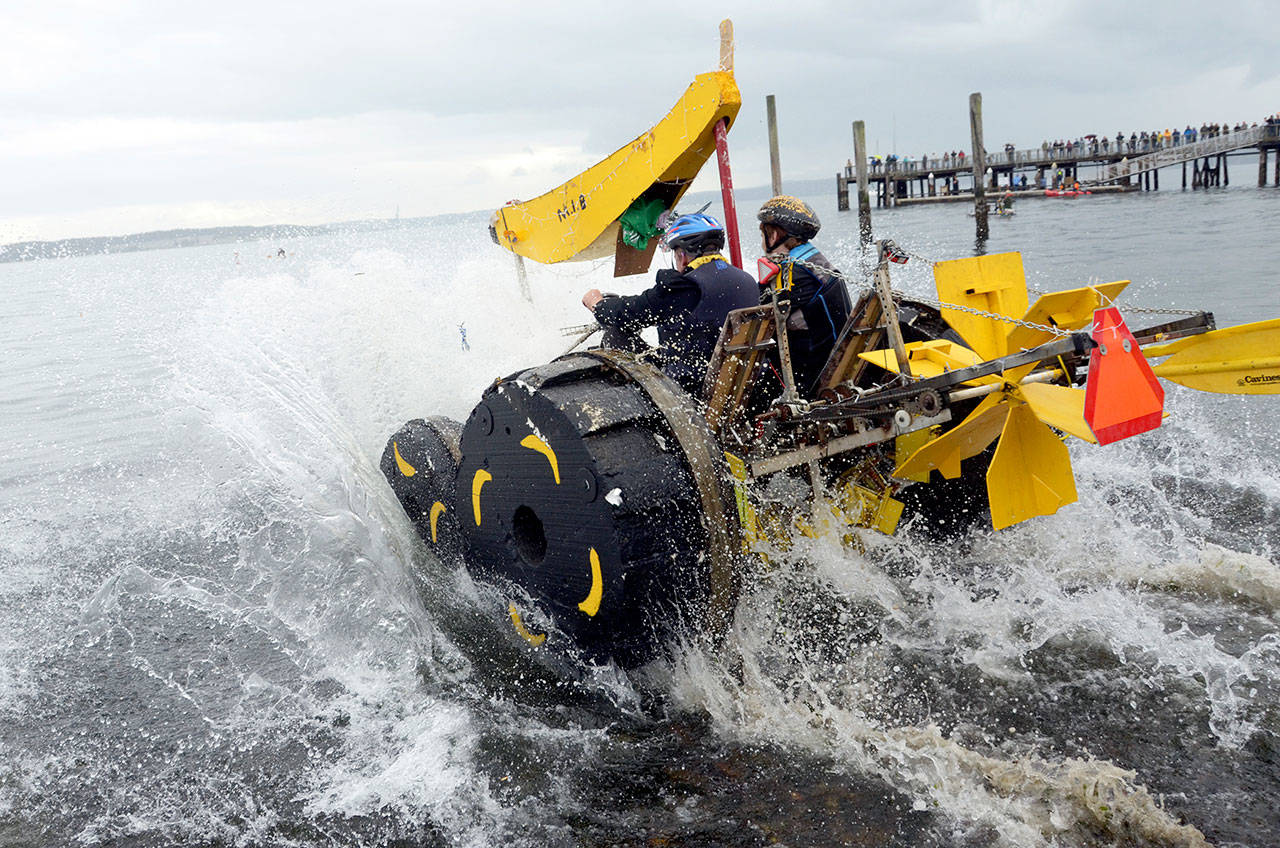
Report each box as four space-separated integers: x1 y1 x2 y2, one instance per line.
948 368 1064 403
1154 356 1280 377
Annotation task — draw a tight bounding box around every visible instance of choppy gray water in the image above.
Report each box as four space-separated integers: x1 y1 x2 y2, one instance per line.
2 180 1278 847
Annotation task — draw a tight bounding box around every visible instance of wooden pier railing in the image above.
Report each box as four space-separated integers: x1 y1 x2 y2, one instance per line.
846 124 1280 182
836 123 1280 209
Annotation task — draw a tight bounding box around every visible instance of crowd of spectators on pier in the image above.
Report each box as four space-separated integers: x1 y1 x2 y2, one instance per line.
858 116 1279 175
867 151 965 173
1039 121 1266 157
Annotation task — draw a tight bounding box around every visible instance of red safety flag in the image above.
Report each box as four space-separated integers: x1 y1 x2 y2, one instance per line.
1084 307 1165 444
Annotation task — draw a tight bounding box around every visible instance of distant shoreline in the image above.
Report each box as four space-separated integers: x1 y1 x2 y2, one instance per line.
0 218 425 264
0 177 830 264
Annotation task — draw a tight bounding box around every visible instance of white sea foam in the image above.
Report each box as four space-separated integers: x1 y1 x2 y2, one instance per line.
668 598 1214 847
1120 545 1280 613
4 193 1279 845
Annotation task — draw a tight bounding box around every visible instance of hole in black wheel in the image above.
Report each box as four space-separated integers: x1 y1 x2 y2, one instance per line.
512 505 547 565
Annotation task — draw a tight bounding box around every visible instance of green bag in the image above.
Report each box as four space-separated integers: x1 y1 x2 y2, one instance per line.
618 198 667 250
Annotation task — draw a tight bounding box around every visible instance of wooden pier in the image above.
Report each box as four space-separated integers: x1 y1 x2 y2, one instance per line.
837 123 1280 210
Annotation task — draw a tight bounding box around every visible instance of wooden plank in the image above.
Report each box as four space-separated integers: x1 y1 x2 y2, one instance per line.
702 306 774 436
816 289 887 390
719 19 734 72
612 227 659 278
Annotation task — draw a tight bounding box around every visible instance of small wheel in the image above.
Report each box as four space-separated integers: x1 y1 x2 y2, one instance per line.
381 417 463 561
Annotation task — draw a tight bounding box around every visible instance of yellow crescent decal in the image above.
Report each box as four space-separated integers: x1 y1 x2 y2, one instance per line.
472 469 491 526
520 434 560 484
392 441 416 477
578 548 603 617
508 603 546 646
429 501 446 543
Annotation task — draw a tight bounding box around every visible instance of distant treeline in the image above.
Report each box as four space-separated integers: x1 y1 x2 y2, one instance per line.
1 178 825 265
0 219 421 264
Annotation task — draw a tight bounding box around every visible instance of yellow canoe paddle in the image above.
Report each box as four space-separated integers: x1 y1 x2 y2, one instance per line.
1142 318 1280 394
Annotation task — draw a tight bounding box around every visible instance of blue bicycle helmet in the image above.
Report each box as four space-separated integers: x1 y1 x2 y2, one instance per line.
661 213 725 255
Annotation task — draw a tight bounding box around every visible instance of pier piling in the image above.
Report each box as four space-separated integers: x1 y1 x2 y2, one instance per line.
969 93 989 240
766 95 783 196
1260 149 1268 187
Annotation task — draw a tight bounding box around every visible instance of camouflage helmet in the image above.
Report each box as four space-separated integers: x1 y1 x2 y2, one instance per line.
757 195 821 241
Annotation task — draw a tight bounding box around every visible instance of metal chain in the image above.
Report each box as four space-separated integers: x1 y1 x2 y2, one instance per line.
776 252 1072 338
907 292 1074 337
898 247 939 267
1110 305 1205 316
763 253 875 294
837 245 1203 322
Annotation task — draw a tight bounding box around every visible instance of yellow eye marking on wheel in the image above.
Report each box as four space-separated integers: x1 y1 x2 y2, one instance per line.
520 434 560 485
392 442 416 477
578 547 603 617
471 469 492 526
429 501 446 543
508 603 546 646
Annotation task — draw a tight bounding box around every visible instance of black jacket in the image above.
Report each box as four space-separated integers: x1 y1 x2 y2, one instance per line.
594 256 758 393
770 244 852 393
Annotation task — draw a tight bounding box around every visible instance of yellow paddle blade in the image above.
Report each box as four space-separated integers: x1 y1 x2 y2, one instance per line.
857 348 902 373
986 404 1079 530
1014 382 1097 444
1006 281 1130 352
933 252 1029 360
1144 318 1280 394
858 339 997 383
895 393 1010 480
895 426 938 483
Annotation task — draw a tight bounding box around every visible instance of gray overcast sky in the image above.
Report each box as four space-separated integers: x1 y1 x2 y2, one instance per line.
3 0 1277 243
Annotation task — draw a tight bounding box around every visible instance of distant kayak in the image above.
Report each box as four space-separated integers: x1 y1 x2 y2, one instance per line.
1045 189 1092 197
967 206 1015 217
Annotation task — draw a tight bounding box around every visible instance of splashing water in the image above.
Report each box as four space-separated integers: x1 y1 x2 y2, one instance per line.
2 183 1277 846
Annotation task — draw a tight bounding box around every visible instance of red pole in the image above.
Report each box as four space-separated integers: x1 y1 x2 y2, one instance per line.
713 118 744 269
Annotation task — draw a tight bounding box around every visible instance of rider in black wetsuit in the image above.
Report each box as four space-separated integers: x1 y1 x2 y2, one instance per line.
582 213 758 396
756 196 853 395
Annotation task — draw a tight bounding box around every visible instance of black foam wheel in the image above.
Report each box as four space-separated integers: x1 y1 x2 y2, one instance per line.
381 417 464 562
454 352 739 667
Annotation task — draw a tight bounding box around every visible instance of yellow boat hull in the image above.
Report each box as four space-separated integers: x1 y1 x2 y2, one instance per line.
490 70 741 266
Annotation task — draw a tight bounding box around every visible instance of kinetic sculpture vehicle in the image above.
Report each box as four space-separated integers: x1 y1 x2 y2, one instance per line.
381 26 1280 668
